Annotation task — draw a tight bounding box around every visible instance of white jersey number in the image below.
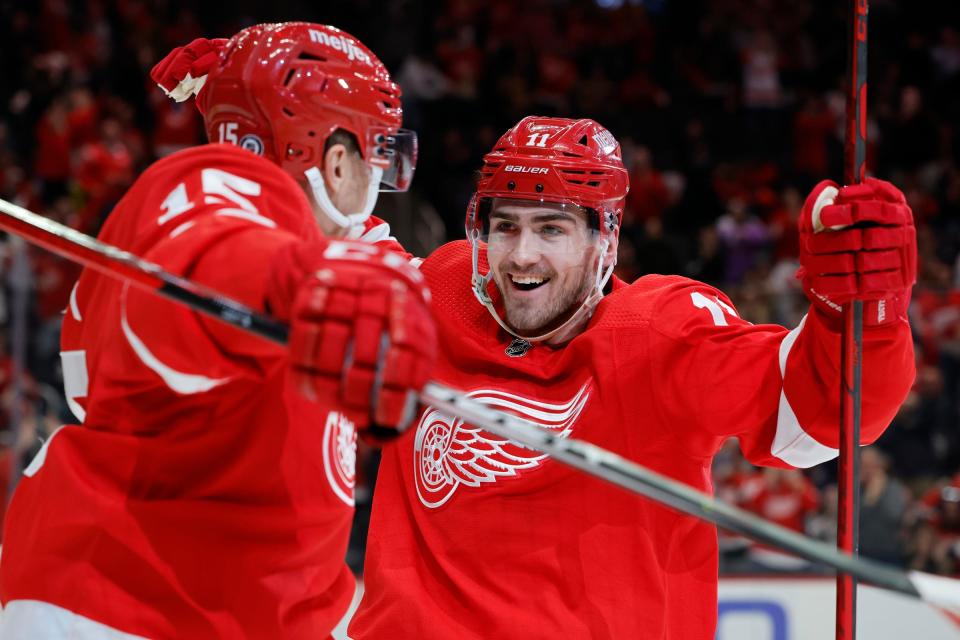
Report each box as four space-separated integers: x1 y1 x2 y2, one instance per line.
157 169 269 228
690 291 739 327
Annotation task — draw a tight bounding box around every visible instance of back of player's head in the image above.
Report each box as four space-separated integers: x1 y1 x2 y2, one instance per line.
466 116 629 243
199 22 415 194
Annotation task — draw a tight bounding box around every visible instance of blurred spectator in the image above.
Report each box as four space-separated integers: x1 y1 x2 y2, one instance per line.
859 447 910 565
714 197 771 284
150 99 202 158
623 143 671 225
765 186 804 325
881 86 939 175
686 226 726 287
734 467 822 572
920 476 960 534
66 87 100 149
808 483 839 545
33 97 72 199
74 117 134 233
744 468 821 535
792 93 836 181
740 30 783 110
767 186 802 261
932 27 960 81
631 217 684 277
911 477 960 575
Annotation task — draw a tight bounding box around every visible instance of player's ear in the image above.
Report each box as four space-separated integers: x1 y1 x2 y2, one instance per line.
321 143 350 195
604 226 620 269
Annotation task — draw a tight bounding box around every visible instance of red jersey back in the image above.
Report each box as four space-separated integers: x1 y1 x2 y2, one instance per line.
1 144 358 639
351 240 914 639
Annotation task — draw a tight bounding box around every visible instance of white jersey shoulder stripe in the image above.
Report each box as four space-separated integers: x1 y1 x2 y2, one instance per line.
771 314 839 468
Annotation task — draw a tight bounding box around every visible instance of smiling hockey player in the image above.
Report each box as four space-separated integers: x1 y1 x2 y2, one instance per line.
349 116 916 639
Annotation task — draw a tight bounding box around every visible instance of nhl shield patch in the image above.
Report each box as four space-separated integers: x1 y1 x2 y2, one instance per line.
505 338 532 357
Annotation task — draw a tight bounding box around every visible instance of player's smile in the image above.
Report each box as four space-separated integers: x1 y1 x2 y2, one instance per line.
508 273 551 293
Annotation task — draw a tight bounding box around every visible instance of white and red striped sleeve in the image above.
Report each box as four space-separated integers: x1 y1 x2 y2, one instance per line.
647 279 914 468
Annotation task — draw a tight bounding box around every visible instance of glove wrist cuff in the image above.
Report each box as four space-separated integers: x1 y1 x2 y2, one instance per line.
265 239 332 322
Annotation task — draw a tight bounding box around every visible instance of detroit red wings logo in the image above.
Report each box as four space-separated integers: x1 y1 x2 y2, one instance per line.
323 411 357 507
414 383 592 508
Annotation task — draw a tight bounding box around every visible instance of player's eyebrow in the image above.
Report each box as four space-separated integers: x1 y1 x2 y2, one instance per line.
489 210 581 224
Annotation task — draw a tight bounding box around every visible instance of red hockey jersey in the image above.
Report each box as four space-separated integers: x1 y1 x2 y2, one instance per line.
0 144 399 638
350 240 914 639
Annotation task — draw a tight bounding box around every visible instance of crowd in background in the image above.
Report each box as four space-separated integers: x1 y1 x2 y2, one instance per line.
1 0 959 577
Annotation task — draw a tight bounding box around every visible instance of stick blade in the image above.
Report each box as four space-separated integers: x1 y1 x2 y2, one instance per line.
910 571 960 613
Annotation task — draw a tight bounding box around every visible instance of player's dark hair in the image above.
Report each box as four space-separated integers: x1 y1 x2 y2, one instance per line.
324 128 361 157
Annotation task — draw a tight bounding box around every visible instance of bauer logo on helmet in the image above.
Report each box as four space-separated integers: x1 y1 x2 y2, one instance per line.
504 165 549 174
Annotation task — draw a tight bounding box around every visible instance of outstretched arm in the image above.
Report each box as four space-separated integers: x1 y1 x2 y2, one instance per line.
648 178 916 468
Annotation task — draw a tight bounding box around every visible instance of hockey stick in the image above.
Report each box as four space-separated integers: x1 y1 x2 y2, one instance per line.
838 1 869 637
0 196 957 613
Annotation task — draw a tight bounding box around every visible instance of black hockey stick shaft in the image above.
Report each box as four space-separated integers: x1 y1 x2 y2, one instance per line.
839 1 869 637
0 195 954 611
0 198 289 345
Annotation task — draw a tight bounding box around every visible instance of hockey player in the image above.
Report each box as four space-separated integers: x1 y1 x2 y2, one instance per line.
148 33 414 251
349 116 916 639
0 22 436 639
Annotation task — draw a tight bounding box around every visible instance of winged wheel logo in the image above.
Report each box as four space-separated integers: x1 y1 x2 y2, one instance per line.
414 383 591 508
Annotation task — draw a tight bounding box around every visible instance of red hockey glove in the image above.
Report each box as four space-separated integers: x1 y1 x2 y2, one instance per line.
267 240 436 436
798 177 917 328
150 37 227 104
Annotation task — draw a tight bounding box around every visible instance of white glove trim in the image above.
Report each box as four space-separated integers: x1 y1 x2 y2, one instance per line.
811 185 842 233
163 72 208 102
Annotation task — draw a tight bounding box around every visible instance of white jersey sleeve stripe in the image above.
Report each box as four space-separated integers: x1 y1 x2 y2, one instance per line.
771 314 839 468
0 599 150 638
60 350 89 423
121 291 232 395
23 426 67 478
213 207 277 229
68 283 82 321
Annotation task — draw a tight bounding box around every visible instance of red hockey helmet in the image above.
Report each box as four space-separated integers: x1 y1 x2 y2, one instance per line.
465 117 630 343
198 22 416 197
466 116 628 242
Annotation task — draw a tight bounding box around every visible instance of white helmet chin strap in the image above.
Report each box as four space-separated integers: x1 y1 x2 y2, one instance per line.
470 233 615 345
304 165 383 234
